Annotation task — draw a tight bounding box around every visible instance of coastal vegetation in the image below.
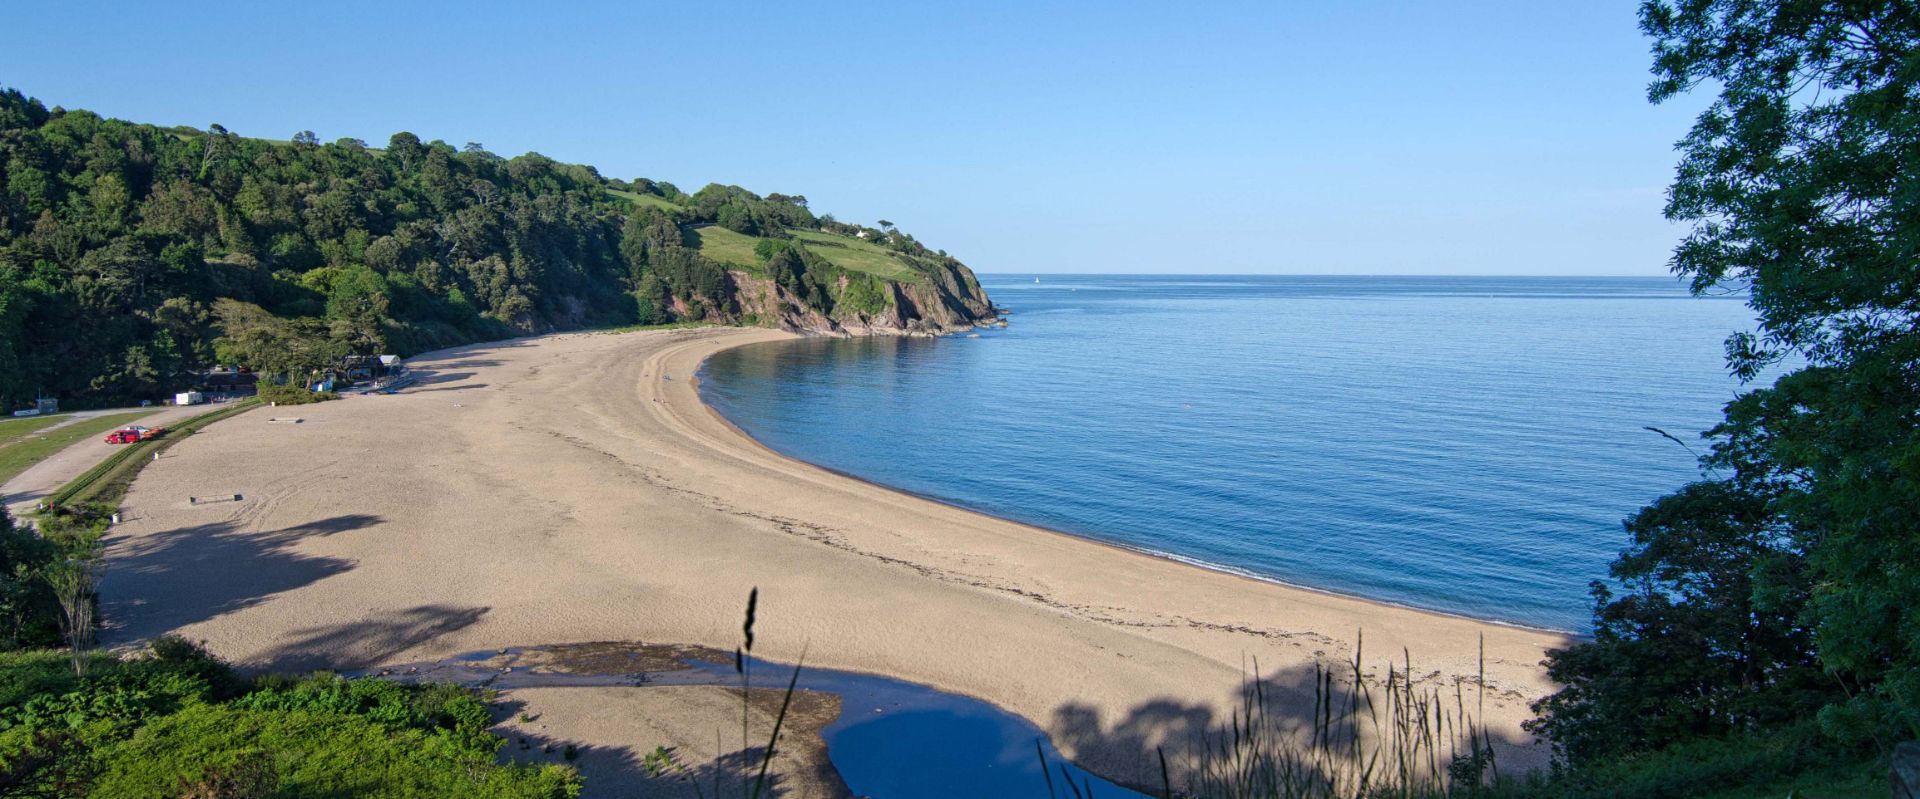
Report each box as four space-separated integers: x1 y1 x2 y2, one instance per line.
0 89 993 412
254 382 334 405
1514 0 1918 794
0 639 579 797
1 0 1913 796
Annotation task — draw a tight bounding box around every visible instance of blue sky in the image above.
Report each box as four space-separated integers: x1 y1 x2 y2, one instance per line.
3 2 1700 276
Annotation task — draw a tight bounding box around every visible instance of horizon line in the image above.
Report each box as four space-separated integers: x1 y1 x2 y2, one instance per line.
972 271 1685 279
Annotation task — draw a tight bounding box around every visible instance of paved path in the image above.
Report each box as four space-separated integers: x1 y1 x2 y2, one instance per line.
2 405 209 518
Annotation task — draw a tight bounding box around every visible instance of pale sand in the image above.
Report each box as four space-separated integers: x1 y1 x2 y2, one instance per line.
98 327 1569 791
492 685 848 799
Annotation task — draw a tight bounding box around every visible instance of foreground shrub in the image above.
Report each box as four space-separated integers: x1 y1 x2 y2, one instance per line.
0 649 218 793
88 704 578 799
235 673 494 746
0 647 576 798
1450 721 1883 799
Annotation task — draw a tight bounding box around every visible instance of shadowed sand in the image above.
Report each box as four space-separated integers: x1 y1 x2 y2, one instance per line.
98 327 1569 792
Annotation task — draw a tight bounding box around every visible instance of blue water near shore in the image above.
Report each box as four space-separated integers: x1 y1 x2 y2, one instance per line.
686 655 1151 798
698 275 1755 631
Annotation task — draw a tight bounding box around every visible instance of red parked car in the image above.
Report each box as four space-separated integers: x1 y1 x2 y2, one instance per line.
103 426 162 444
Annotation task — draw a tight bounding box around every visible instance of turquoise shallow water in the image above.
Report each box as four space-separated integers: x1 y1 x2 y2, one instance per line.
699 275 1754 631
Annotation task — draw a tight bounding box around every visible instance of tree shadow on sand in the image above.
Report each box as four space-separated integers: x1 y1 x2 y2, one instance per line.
100 514 381 645
404 369 481 389
1048 656 1540 796
254 604 494 672
407 383 490 393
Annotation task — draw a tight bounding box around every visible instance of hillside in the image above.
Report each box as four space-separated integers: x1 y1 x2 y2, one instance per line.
0 88 996 410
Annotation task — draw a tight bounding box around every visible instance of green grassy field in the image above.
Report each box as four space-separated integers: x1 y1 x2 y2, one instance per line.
789 229 919 281
0 414 70 440
675 218 927 283
689 224 770 269
0 411 157 485
604 187 684 212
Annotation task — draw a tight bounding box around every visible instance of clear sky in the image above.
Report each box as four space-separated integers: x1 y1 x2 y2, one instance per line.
3 1 1700 276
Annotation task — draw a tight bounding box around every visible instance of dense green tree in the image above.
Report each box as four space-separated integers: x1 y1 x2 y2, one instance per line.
0 507 60 650
0 87 989 409
1532 0 1920 767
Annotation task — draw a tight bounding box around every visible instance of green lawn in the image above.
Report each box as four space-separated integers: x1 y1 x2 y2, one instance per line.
0 411 158 485
686 224 923 282
604 187 684 212
789 229 920 281
688 224 770 269
0 414 71 441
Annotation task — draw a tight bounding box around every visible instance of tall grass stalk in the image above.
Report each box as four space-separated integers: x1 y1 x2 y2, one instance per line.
1169 635 1500 799
683 587 804 799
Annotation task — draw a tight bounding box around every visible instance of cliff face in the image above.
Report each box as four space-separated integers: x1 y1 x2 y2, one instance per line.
721 265 997 337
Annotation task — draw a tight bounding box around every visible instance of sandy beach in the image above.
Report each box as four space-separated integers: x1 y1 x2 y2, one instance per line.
97 327 1568 793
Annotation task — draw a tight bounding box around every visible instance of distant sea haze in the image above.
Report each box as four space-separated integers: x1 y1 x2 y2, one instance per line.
699 275 1756 631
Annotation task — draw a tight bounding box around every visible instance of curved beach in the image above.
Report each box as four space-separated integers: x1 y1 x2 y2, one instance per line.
98 327 1568 790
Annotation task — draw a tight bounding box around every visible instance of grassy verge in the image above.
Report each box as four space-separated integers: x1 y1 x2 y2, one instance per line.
0 414 70 437
42 401 260 509
0 411 157 485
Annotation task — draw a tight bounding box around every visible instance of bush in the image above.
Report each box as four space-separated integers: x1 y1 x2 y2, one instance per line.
234 673 493 743
0 649 223 792
1471 721 1881 799
0 651 577 797
88 704 578 799
257 382 335 405
0 508 61 650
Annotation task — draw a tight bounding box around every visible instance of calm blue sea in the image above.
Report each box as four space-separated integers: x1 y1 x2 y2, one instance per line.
698 275 1755 631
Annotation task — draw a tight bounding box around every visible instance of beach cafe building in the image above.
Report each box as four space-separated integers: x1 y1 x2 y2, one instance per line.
196 369 258 401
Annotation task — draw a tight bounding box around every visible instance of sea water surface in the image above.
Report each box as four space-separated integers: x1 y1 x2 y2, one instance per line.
699 275 1754 631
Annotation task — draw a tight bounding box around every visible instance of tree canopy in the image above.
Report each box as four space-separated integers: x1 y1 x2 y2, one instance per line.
0 88 989 408
1530 0 1920 770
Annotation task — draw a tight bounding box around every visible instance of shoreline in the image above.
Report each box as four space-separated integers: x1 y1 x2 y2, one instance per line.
99 326 1568 790
643 328 1568 773
689 333 1578 638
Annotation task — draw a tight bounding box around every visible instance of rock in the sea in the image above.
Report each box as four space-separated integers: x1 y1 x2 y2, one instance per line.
1895 741 1920 799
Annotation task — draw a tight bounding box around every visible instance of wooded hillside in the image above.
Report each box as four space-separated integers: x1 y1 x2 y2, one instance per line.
0 88 992 409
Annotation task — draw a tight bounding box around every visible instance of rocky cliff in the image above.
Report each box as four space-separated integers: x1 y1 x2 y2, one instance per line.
717 262 996 337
